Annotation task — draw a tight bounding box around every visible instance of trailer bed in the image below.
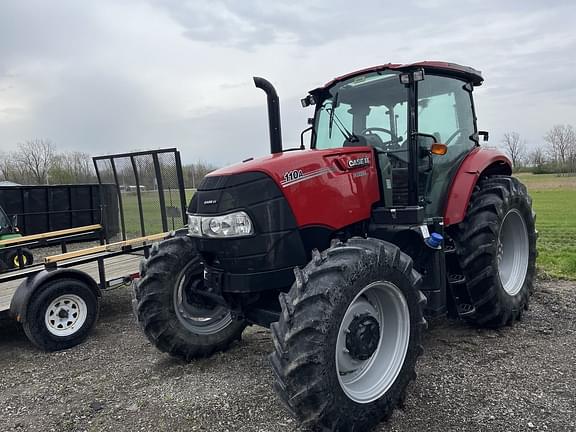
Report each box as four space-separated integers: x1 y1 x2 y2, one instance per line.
0 253 143 312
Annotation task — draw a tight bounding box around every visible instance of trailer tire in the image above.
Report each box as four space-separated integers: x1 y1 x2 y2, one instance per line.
22 278 99 351
270 237 426 431
134 235 246 361
452 175 537 327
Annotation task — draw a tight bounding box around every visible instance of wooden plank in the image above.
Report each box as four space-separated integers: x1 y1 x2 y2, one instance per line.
0 224 102 246
0 253 143 312
44 232 167 264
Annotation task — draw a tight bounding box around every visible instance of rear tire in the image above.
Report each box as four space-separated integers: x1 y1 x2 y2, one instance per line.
452 175 537 327
22 278 99 351
134 234 246 361
270 237 426 431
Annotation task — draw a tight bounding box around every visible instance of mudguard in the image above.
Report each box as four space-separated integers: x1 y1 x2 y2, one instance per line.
443 147 512 226
10 268 100 323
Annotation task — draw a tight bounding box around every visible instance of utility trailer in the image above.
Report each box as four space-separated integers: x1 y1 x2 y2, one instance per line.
1 148 187 350
0 224 166 350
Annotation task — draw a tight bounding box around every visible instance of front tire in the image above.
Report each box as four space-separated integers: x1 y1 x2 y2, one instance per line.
270 238 426 431
134 234 246 361
452 175 537 327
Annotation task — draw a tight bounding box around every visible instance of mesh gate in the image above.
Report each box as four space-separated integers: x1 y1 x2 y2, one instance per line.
93 149 187 240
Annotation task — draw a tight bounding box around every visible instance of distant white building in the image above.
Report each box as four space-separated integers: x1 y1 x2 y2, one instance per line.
122 185 146 192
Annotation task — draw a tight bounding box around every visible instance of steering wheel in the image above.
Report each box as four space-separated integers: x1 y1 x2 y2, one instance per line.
360 127 399 149
445 129 464 146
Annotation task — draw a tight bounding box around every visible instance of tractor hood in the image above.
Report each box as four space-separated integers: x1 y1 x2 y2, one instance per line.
194 147 381 230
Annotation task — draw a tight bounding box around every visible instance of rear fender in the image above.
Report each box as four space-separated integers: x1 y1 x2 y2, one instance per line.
10 268 100 323
444 147 512 226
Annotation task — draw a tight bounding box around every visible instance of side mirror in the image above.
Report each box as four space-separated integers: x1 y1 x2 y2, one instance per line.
11 214 18 228
300 126 313 150
478 131 489 142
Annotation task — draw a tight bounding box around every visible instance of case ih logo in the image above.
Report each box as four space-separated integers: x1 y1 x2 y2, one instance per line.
347 157 370 168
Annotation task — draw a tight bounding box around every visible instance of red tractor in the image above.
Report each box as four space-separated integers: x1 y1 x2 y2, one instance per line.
134 62 537 431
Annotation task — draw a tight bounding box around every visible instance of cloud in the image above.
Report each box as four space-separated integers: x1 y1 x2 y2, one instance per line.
0 0 575 161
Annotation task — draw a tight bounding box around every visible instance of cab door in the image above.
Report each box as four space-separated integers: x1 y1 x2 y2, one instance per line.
417 75 477 217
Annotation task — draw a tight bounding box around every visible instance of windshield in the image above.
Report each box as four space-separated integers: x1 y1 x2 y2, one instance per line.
0 207 11 232
314 71 408 151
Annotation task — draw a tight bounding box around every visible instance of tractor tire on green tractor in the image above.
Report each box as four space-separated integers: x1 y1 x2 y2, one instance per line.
6 248 34 269
270 238 427 431
134 233 246 361
452 175 537 327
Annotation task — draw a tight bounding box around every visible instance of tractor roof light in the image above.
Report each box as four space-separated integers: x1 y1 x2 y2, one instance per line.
301 94 316 108
399 69 425 84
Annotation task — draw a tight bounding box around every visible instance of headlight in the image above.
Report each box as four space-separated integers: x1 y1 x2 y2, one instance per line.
187 211 253 238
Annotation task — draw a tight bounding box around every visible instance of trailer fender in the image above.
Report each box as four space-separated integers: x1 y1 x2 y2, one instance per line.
9 268 100 324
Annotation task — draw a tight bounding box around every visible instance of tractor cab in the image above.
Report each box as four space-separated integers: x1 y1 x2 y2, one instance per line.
307 65 480 218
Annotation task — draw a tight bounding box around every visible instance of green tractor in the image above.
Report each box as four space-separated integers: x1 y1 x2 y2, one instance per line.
0 206 33 270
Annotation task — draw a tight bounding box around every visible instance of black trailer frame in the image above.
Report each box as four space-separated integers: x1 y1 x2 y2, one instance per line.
92 148 187 240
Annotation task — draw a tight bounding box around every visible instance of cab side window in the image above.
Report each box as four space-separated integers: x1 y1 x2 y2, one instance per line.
418 75 477 216
418 75 476 157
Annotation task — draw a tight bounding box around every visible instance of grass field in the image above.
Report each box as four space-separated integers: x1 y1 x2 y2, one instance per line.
120 189 195 238
516 173 576 279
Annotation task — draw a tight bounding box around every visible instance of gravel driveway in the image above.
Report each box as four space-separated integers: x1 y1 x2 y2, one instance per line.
1 279 574 431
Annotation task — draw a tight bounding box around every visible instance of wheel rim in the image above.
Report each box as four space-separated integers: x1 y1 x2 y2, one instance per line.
336 281 411 404
44 294 88 336
173 263 233 335
13 254 27 267
497 208 529 296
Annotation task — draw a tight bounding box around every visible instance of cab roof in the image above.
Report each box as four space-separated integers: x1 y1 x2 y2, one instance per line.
316 61 483 92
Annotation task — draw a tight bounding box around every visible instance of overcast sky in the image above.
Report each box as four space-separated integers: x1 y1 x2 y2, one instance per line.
1 0 575 165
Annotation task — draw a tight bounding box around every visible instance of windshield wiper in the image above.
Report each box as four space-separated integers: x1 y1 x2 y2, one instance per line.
328 92 338 138
332 111 357 142
324 97 357 142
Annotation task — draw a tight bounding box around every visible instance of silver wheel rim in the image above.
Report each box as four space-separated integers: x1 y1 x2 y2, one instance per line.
44 294 88 336
497 209 529 296
173 263 233 335
336 281 411 404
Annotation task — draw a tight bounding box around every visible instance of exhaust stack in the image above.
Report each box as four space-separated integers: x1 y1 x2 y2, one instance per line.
253 77 282 154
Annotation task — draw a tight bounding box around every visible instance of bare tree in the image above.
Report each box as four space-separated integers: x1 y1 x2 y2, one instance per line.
544 124 576 172
501 132 526 171
14 139 55 184
528 147 547 168
0 151 14 181
49 151 96 184
183 161 217 188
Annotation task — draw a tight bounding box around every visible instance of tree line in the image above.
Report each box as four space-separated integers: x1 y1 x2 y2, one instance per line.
0 139 217 188
501 124 576 174
0 139 95 185
2 126 572 187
